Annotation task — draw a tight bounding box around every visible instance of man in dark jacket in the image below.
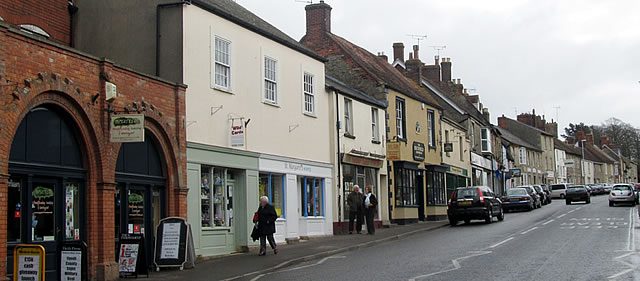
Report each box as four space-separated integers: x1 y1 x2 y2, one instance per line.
364 185 378 235
255 196 278 255
347 185 364 234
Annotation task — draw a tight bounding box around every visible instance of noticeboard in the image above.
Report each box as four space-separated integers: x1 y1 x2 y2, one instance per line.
13 244 45 281
118 233 148 278
57 241 87 281
110 114 145 143
154 217 189 271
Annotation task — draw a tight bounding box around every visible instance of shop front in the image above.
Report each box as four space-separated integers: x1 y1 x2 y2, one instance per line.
425 165 448 220
445 166 469 202
471 152 493 188
390 160 423 224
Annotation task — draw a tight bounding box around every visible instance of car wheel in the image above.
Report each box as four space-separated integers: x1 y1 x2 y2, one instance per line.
497 208 504 221
609 201 614 207
485 209 493 224
464 219 470 224
586 199 591 204
529 202 534 211
560 194 565 199
566 200 571 205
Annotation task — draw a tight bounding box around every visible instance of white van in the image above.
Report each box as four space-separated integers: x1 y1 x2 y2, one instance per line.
551 183 570 199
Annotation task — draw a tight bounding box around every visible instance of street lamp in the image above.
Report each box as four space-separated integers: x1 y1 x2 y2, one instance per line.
580 139 586 184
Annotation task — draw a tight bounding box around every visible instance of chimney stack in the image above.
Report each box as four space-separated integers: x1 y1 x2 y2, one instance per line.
413 45 419 60
498 115 508 129
393 42 405 63
576 130 586 143
377 52 388 63
586 133 594 146
482 108 490 122
441 57 452 83
408 53 413 60
305 1 332 37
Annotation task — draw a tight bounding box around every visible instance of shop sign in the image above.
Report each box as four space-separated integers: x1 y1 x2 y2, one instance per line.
118 234 148 278
284 162 312 173
342 154 383 168
13 244 45 281
230 123 244 147
413 142 425 162
387 142 400 161
444 143 453 153
471 152 492 170
547 171 555 178
110 114 145 143
511 169 522 177
447 166 468 176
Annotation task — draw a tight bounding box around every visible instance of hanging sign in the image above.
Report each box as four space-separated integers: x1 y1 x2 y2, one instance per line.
387 142 400 161
154 217 190 271
444 143 454 153
13 244 45 281
230 121 245 147
413 142 425 162
110 114 145 143
57 241 88 281
118 233 148 278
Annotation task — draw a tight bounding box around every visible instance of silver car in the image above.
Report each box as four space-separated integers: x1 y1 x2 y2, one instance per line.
609 184 637 206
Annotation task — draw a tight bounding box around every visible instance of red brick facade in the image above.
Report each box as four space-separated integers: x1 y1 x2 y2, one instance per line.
0 0 72 45
0 23 187 280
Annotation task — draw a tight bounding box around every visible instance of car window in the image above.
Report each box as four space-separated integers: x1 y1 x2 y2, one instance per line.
457 189 478 198
568 187 585 192
613 185 630 191
551 184 566 190
506 189 527 196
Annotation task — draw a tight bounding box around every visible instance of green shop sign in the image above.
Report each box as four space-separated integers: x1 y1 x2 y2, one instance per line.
128 193 144 204
110 114 144 143
33 186 54 199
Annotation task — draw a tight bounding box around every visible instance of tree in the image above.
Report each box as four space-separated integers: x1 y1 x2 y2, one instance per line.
601 118 636 158
562 122 591 141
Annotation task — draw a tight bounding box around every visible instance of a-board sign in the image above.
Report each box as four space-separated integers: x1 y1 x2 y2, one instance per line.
57 241 87 281
154 217 189 271
13 244 45 281
118 233 148 278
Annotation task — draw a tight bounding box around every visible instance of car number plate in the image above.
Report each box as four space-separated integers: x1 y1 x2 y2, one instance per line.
510 198 519 201
459 201 472 205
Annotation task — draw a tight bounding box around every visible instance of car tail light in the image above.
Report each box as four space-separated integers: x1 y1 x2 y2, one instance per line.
521 197 529 201
448 191 456 207
478 188 485 204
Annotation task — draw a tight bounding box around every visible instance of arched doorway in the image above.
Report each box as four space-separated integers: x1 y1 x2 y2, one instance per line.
114 131 166 269
7 105 87 280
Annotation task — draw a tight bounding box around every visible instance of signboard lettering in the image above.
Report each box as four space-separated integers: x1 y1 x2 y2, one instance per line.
444 143 453 153
160 223 181 259
118 234 148 278
58 241 87 281
110 114 145 143
387 142 400 161
230 123 245 147
154 217 192 271
413 142 425 162
13 245 45 281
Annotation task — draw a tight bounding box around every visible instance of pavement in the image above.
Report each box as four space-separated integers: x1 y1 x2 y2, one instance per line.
242 195 640 281
136 220 448 281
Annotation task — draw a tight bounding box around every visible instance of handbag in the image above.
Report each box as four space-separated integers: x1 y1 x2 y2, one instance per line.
251 223 260 241
253 211 259 223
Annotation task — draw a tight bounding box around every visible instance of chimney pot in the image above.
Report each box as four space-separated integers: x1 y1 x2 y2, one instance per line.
413 45 419 60
435 56 440 65
392 42 405 63
441 57 452 83
456 78 461 84
409 53 413 60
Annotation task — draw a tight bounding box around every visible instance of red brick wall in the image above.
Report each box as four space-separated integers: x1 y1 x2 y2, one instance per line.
0 0 71 45
0 24 186 281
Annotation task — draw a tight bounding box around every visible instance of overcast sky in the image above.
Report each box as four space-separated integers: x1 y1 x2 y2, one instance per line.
237 0 640 133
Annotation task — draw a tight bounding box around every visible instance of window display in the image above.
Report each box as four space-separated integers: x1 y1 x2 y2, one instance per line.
343 164 378 218
201 166 234 227
32 182 56 241
259 173 285 217
300 177 324 217
7 177 22 242
65 183 80 240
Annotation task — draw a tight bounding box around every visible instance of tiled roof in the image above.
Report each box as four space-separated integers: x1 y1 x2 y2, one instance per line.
497 127 541 152
192 0 325 62
422 80 467 124
326 33 441 109
553 139 582 156
325 75 387 108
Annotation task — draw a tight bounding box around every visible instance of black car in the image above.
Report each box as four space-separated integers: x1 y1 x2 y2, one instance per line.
501 188 535 212
533 185 549 205
540 184 552 203
566 186 591 204
447 186 504 225
516 185 542 209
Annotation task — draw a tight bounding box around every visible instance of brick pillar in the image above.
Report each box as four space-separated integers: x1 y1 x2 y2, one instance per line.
94 182 118 281
0 174 8 281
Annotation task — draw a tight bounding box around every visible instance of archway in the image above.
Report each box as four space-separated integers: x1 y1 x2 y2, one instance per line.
7 105 87 280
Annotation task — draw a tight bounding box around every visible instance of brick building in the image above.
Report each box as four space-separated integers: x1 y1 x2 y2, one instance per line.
0 3 187 280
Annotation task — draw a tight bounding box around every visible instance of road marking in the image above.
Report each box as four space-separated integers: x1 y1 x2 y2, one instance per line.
250 256 346 280
542 219 554 225
488 237 514 249
409 251 491 281
568 210 575 213
608 268 633 279
521 227 538 235
557 214 566 218
627 208 634 251
249 274 265 281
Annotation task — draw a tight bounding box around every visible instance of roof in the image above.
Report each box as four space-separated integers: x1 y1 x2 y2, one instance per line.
421 80 467 124
588 145 615 164
553 139 582 156
325 75 387 108
496 127 541 152
192 0 325 62
502 116 554 137
325 33 441 109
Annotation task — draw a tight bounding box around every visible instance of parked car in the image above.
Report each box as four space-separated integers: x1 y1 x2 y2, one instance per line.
540 184 552 203
447 186 504 225
566 186 591 204
516 185 542 208
586 184 599 195
501 188 535 212
609 184 637 206
551 183 570 199
533 185 549 205
631 185 640 204
603 184 612 193
584 185 593 195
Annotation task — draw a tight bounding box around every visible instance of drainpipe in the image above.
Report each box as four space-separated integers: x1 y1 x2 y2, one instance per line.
156 1 191 76
68 1 78 47
335 90 343 225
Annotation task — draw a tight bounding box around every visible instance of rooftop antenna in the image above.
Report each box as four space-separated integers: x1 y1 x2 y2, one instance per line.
294 0 313 3
407 34 428 50
429 45 446 60
553 106 561 124
513 107 518 116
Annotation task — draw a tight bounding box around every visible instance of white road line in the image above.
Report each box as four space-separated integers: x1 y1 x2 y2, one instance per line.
557 214 566 218
250 255 346 280
409 251 491 281
608 268 633 279
627 207 634 251
568 210 575 213
542 219 554 225
249 274 265 281
521 227 538 235
488 237 514 249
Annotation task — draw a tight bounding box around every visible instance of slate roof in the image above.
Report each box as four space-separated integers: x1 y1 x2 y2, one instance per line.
325 33 441 109
422 80 467 124
496 127 541 152
325 75 387 108
192 0 325 62
554 139 582 156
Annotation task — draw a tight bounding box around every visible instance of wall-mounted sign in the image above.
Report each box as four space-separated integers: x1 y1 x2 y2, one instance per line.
511 169 522 177
230 122 245 147
110 114 144 143
413 142 425 161
13 244 45 281
342 153 384 169
444 143 453 153
387 142 400 161
447 166 468 176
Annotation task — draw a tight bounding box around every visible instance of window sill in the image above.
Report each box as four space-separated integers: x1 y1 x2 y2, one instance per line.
263 101 280 108
303 112 317 118
372 140 381 144
395 205 418 208
212 86 233 94
202 226 232 232
344 133 356 139
397 137 407 143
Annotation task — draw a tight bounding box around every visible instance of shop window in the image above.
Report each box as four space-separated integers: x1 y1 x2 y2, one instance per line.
394 167 417 207
32 181 56 241
201 166 234 227
259 173 286 218
427 171 446 206
7 177 22 242
300 177 324 217
342 165 379 218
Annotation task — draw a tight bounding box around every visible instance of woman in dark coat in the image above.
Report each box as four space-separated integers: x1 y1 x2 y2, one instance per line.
254 196 278 255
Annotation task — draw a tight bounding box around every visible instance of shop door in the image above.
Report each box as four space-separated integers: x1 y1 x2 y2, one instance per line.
416 171 425 221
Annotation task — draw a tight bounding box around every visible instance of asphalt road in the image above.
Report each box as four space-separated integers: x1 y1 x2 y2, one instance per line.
244 195 640 281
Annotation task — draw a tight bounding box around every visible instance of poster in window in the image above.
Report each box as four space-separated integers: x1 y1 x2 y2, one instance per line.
32 185 55 241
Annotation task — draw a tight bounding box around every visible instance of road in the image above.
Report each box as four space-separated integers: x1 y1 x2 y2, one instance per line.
243 195 640 281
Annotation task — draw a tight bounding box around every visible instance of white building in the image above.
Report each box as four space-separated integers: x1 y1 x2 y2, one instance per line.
555 148 567 183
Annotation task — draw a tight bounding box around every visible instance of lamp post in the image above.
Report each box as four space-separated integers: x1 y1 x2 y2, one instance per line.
580 139 586 184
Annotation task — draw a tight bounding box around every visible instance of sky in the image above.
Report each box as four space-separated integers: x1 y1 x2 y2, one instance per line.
236 0 640 133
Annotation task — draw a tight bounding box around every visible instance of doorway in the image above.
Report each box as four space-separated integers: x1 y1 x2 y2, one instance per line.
416 171 425 221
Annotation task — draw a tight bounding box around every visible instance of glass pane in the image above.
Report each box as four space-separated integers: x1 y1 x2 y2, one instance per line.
271 175 283 217
307 179 314 216
8 177 22 242
64 183 80 240
213 169 226 226
152 186 162 232
32 182 55 241
127 189 145 234
315 180 322 216
115 186 121 239
201 167 212 227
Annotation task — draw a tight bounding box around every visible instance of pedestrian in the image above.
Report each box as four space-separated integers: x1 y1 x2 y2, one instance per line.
347 185 364 234
254 196 278 256
363 185 378 235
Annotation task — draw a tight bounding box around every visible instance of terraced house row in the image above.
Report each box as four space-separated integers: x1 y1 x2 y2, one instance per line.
0 0 637 280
